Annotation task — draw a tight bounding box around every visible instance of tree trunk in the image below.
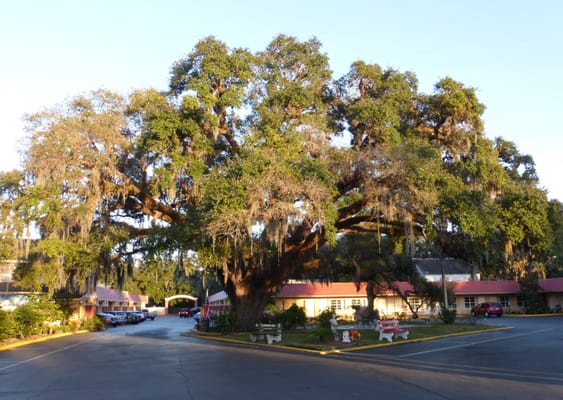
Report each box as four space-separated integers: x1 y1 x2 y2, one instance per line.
366 281 375 312
232 288 271 331
218 225 323 331
364 281 380 320
220 262 285 331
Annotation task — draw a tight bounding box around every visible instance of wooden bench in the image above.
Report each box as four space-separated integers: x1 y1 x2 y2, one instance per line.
375 319 409 342
249 323 282 344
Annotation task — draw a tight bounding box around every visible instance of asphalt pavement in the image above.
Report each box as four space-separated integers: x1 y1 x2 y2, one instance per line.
1 314 562 400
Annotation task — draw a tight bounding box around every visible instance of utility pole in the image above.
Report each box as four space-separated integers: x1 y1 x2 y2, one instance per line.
440 253 448 307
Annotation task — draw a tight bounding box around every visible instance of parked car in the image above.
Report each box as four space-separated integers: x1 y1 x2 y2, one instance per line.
178 308 190 318
189 307 200 317
471 302 503 317
142 309 157 320
96 313 118 327
126 311 145 323
110 311 130 325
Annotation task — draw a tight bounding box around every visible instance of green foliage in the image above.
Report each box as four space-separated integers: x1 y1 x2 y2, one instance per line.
406 276 443 315
0 235 16 261
499 187 550 248
310 309 336 341
439 307 457 324
317 309 335 330
131 255 194 304
259 303 281 323
7 34 557 331
214 311 238 333
519 273 551 314
88 315 107 332
11 298 63 338
0 310 17 341
546 200 563 277
279 304 307 330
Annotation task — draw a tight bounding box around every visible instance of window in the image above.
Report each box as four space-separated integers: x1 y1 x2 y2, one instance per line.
351 299 362 307
500 296 510 307
449 298 457 309
408 297 422 309
464 297 476 309
330 299 342 311
517 296 527 308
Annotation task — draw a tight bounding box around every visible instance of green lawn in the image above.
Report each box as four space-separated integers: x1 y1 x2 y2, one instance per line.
198 321 510 351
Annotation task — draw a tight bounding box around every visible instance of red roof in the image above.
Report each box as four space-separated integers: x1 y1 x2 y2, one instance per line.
274 281 414 298
447 280 520 295
274 278 563 298
96 285 148 303
538 277 563 293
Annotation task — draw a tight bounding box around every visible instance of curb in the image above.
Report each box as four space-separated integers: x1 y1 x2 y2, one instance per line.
186 325 514 355
505 313 563 318
339 325 514 353
0 330 89 352
183 331 324 354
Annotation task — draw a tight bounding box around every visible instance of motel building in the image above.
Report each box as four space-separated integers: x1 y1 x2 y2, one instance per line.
273 278 563 319
206 277 563 321
85 285 149 314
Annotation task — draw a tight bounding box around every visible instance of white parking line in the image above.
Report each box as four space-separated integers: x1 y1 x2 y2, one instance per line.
398 328 553 358
0 338 95 372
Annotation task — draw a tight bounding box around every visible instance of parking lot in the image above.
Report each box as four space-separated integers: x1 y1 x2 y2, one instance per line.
331 315 563 384
1 314 562 399
102 313 563 386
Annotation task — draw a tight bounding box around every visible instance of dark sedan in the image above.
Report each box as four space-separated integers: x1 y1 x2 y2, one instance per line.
96 313 118 327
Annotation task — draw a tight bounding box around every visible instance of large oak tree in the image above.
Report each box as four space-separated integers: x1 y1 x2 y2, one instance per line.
9 35 555 329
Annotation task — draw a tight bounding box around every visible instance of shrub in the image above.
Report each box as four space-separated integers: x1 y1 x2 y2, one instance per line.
439 307 457 324
12 298 63 338
13 302 45 338
356 306 379 324
310 309 336 342
0 310 17 341
259 303 281 324
214 311 237 333
280 304 306 330
86 316 106 332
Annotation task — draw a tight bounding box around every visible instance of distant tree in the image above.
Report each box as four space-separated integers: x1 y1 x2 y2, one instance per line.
497 186 551 278
545 200 563 277
518 273 550 314
132 256 194 305
0 170 31 261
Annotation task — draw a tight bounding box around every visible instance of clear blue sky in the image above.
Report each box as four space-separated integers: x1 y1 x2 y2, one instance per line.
1 0 562 200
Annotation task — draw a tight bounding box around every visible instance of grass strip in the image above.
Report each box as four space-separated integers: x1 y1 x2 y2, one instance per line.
197 321 511 352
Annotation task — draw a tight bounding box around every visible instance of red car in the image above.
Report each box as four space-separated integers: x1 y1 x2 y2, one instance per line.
471 302 503 317
178 308 190 318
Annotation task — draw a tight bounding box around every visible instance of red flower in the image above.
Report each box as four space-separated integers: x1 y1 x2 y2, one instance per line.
349 329 361 340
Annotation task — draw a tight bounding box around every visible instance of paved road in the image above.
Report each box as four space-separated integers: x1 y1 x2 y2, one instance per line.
0 315 562 399
356 316 562 372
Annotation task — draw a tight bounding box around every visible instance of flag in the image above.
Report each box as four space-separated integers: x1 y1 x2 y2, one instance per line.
203 289 210 319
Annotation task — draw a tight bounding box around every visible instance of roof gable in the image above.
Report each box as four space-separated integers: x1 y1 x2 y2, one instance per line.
414 258 475 275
